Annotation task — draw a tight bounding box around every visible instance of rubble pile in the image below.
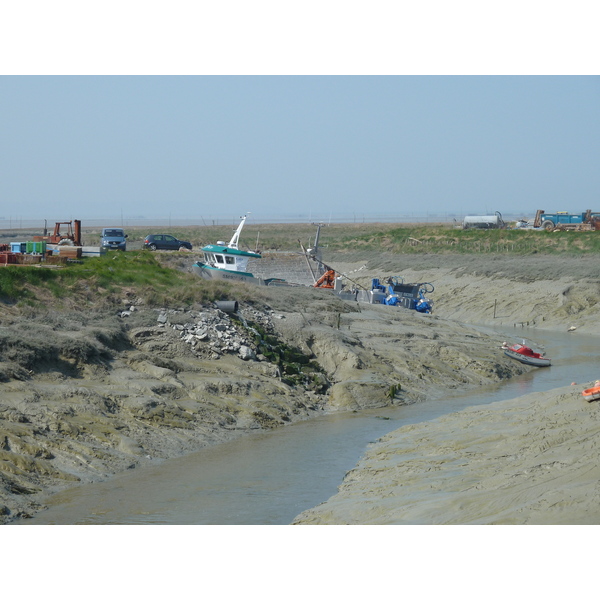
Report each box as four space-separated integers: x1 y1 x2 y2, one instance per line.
124 304 281 363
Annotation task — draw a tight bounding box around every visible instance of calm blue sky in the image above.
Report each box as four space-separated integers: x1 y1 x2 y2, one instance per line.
1 76 598 223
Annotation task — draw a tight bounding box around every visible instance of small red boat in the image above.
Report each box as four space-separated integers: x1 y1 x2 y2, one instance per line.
582 382 600 402
503 342 551 367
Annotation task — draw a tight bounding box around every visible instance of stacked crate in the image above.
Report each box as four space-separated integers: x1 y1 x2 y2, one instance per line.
1 240 48 265
54 246 82 259
25 241 47 254
2 239 88 264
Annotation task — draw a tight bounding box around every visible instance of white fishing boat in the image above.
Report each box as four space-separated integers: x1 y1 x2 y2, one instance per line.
192 214 282 285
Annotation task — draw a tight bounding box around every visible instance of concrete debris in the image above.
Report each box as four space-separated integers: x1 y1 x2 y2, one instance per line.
148 305 272 361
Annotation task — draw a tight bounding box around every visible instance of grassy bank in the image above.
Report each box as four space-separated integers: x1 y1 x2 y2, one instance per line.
0 251 246 309
2 222 600 310
327 225 600 255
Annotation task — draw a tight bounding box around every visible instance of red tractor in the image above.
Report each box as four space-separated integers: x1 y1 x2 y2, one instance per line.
33 220 82 246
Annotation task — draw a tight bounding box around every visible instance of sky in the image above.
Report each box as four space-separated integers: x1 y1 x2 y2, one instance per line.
3 2 599 583
1 75 598 225
1 3 599 227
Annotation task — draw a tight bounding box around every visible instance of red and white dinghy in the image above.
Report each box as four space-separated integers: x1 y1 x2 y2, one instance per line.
502 342 551 367
582 381 600 402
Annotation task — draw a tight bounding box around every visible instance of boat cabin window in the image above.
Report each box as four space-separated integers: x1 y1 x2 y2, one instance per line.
225 256 235 265
215 255 225 264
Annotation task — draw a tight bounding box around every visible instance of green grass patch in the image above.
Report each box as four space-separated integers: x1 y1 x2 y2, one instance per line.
327 225 600 255
0 251 242 309
122 222 600 256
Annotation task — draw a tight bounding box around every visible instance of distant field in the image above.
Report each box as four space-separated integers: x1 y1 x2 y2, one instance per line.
95 221 600 255
3 221 600 255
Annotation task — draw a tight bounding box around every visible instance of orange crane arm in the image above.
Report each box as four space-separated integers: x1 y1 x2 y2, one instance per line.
314 269 336 289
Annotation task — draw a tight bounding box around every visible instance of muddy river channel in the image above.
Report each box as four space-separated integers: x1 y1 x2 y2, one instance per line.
15 328 599 525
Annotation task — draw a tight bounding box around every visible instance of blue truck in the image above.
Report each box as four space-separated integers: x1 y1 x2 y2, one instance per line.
533 209 600 231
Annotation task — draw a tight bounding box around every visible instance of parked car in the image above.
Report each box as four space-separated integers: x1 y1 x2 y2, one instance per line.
101 228 128 251
143 234 192 251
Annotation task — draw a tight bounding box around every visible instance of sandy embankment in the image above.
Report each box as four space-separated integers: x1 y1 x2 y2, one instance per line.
0 269 528 523
327 252 600 335
291 253 600 525
293 384 600 524
2 252 600 524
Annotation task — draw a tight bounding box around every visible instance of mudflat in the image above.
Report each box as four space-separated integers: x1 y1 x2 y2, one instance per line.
2 251 600 524
290 252 600 524
292 384 600 524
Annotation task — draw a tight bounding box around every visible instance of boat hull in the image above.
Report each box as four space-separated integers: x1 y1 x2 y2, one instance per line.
582 386 600 402
192 262 263 284
504 349 551 367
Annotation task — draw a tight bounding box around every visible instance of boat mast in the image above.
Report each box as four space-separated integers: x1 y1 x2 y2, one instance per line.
228 214 249 249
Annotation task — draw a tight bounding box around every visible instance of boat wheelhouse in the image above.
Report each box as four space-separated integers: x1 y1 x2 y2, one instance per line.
192 215 263 283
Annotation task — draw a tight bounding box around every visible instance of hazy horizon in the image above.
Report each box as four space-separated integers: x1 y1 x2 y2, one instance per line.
2 76 598 226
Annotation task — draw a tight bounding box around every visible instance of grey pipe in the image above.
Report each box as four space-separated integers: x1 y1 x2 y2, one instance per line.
215 300 238 313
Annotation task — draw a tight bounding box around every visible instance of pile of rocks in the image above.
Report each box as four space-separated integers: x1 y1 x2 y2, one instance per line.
135 305 281 362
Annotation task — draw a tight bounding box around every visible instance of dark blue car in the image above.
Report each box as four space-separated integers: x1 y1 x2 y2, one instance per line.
143 234 192 251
